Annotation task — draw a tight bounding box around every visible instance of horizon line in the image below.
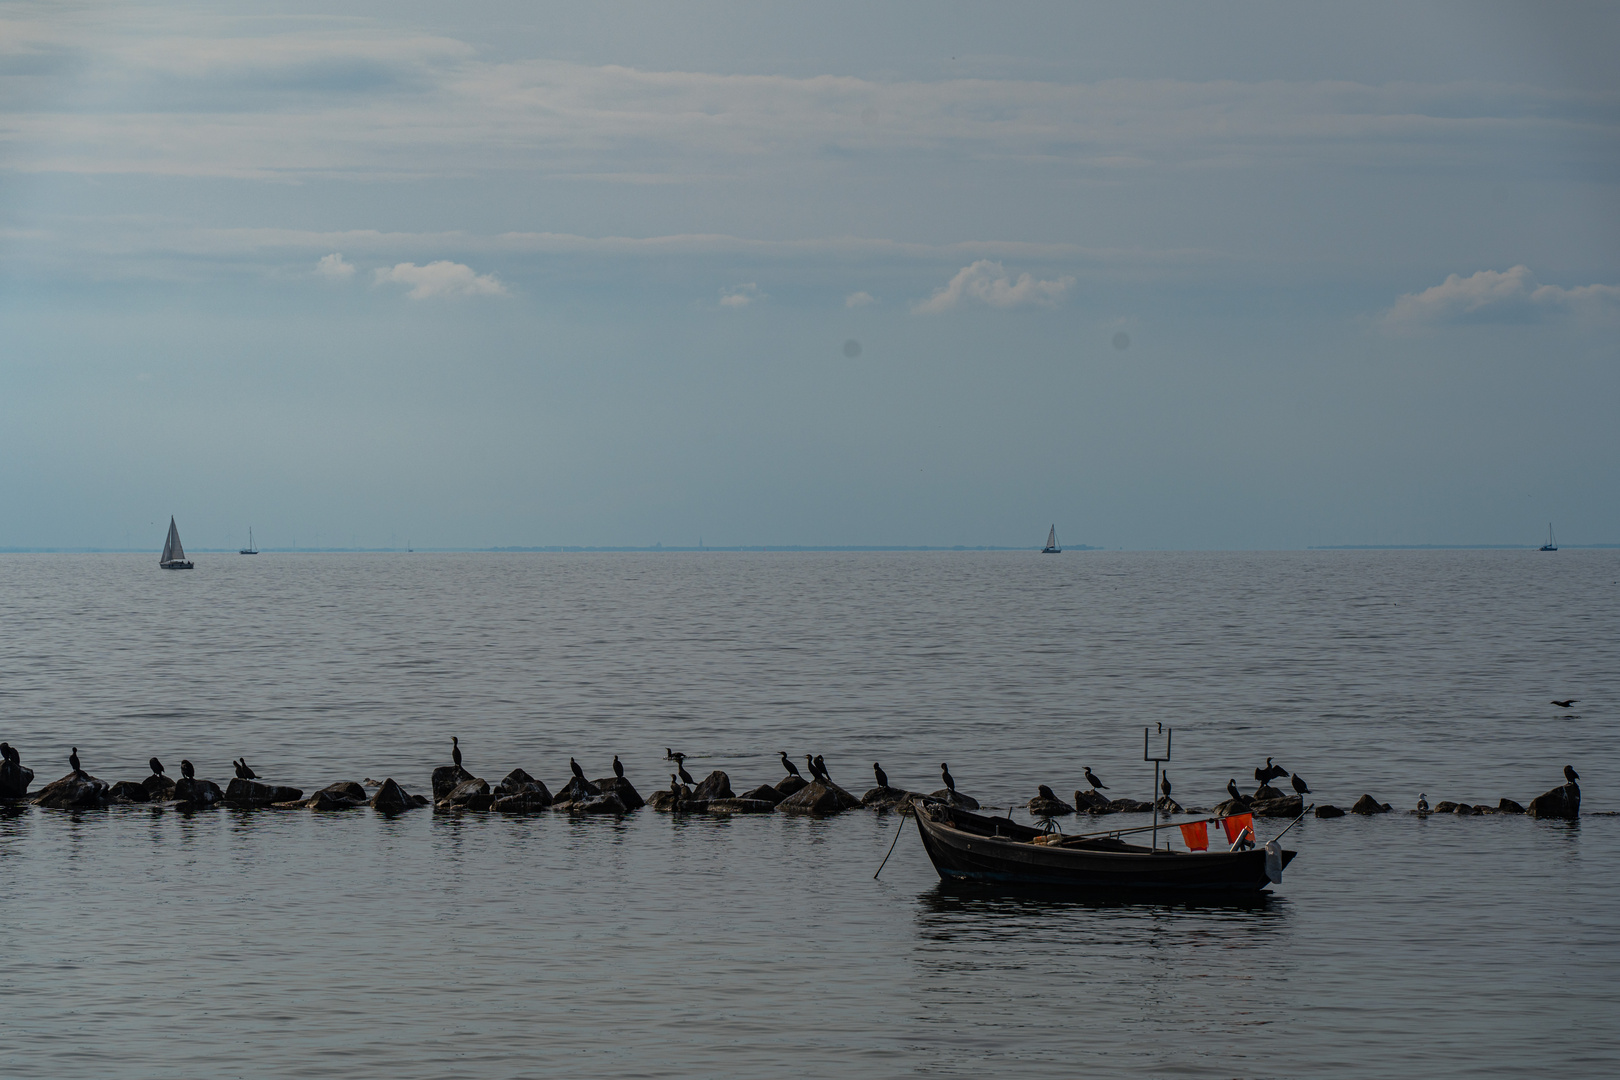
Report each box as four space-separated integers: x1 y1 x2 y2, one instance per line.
2 543 1617 554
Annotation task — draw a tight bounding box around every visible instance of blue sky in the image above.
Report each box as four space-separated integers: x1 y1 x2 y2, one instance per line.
2 1 1617 549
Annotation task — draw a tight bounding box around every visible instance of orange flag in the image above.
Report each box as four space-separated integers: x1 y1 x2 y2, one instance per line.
1221 813 1254 844
1179 821 1209 851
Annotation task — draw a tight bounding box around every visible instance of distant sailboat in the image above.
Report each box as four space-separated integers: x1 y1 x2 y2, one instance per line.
1540 523 1557 552
1042 524 1061 554
159 516 194 569
240 527 258 555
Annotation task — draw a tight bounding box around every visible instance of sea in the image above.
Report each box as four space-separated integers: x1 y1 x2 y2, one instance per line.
1 550 1615 1079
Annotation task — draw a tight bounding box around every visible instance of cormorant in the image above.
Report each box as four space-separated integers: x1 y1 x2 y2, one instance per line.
69 747 81 773
805 754 821 781
874 762 889 789
240 758 257 780
1083 767 1107 791
1 742 17 765
940 763 956 792
233 759 246 779
780 751 801 778
149 757 164 776
813 755 830 783
666 748 686 764
1565 765 1580 784
1160 773 1172 801
613 755 625 779
1227 778 1243 802
1551 699 1578 708
677 762 694 786
451 736 462 768
670 774 681 794
181 759 195 779
1416 793 1429 812
1037 784 1059 801
1291 773 1310 795
570 758 587 782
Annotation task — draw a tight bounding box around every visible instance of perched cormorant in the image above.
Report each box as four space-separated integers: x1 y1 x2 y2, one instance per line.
1037 784 1059 801
1565 765 1580 784
1160 773 1172 800
670 774 681 794
677 762 695 786
1255 757 1288 787
780 751 801 778
1 742 17 765
233 759 246 779
873 762 889 789
69 747 81 773
1291 772 1310 795
1416 793 1429 812
149 757 164 776
1083 767 1107 791
1551 699 1578 708
940 763 956 792
1227 778 1243 802
240 758 257 780
805 754 821 781
451 737 462 768
613 755 625 779
570 758 587 782
181 759 195 779
813 755 830 783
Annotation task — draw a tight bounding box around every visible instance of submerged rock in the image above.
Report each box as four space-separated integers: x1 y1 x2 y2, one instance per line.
225 778 304 807
594 776 644 811
1314 804 1345 818
692 771 734 801
108 780 150 803
1528 783 1580 820
34 771 110 809
171 776 226 809
431 765 476 803
703 797 778 815
0 759 34 799
370 778 428 813
774 775 809 797
558 792 627 815
140 773 176 801
861 785 913 810
1349 794 1392 815
1108 798 1155 814
1498 798 1526 815
930 788 980 810
740 783 787 806
777 781 862 815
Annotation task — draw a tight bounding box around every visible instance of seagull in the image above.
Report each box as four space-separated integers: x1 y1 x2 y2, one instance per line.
779 751 801 778
1564 765 1580 784
451 736 462 768
1416 793 1429 812
1551 700 1578 708
181 759 195 779
677 762 694 786
873 762 889 789
149 757 165 776
612 755 625 779
1083 767 1107 791
941 763 956 792
1227 778 1243 802
1291 773 1310 795
69 747 81 773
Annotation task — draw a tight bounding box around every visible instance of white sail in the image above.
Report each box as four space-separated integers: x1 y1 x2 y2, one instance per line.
160 517 186 565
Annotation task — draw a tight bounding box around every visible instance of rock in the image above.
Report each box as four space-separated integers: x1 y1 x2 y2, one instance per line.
692 770 734 801
1314 804 1345 818
741 783 788 806
930 788 980 810
108 780 150 803
140 773 176 800
0 759 34 799
1212 798 1250 817
494 768 548 797
1253 784 1286 801
595 776 644 811
370 778 427 813
774 775 809 796
559 792 627 815
1527 783 1580 820
1471 804 1496 815
171 776 226 809
1251 795 1304 818
1155 797 1184 814
555 776 600 803
777 781 862 815
225 778 303 807
861 785 912 809
1498 798 1526 815
704 798 777 815
1432 801 1459 814
1453 803 1479 816
1108 798 1155 813
1027 796 1075 817
431 765 476 803
1349 794 1391 815
33 771 111 810
1073 789 1114 814
438 777 490 809
648 786 689 811
494 769 553 807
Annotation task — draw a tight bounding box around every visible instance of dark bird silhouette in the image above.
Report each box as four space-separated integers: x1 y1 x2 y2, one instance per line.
1161 773 1173 801
813 755 831 783
1 742 18 765
1565 765 1580 784
69 747 81 773
1551 699 1578 708
677 762 695 786
570 758 587 782
1417 793 1429 813
1254 757 1289 787
1291 772 1310 795
149 757 164 776
1227 778 1243 802
240 759 258 780
669 774 681 794
780 751 801 778
233 759 246 779
873 762 889 789
666 748 686 764
451 736 462 768
613 755 625 779
181 759 195 779
1037 784 1059 801
1083 767 1107 791
941 763 956 792
805 754 821 781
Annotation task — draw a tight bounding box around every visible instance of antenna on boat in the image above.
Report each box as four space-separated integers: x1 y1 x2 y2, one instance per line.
1145 725 1172 850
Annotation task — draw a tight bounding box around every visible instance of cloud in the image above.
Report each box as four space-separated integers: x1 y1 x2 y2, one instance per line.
374 260 507 299
1384 266 1620 327
719 283 763 307
314 252 354 280
845 290 876 307
914 260 1075 313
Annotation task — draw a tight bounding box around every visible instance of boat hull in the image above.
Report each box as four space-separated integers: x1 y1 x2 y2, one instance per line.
160 561 194 570
913 804 1294 894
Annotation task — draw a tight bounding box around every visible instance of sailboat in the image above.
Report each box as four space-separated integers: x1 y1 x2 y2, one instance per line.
240 527 258 555
1042 524 1061 554
159 516 194 569
1540 523 1557 552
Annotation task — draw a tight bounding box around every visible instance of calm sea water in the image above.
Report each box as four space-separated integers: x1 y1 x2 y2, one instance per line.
1 551 1616 1079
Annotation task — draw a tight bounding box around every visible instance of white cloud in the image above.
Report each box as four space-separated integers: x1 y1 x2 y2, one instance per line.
314 252 354 280
375 260 508 299
845 290 876 307
719 283 763 307
1384 266 1620 327
914 260 1075 313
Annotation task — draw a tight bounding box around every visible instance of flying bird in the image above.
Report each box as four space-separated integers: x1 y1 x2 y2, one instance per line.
69 747 81 773
612 755 625 779
873 762 889 789
1564 765 1580 784
1551 700 1577 708
149 757 165 776
181 759 195 779
780 751 801 778
940 763 956 792
1291 773 1310 795
451 737 462 768
1083 767 1107 791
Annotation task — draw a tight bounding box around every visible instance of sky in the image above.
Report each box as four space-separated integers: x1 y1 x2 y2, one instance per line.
2 0 1617 550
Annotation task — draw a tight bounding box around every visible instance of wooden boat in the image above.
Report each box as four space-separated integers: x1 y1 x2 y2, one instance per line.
1041 524 1061 554
159 516 194 570
911 801 1296 894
